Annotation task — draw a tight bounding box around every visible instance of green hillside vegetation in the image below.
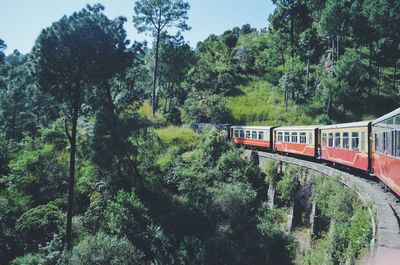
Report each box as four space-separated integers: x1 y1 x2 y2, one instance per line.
0 0 399 264
227 77 314 125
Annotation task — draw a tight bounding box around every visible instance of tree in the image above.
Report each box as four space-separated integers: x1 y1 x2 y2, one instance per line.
133 0 190 115
69 233 145 265
31 4 130 250
0 38 6 64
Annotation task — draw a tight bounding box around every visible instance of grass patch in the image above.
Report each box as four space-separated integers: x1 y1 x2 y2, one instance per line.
226 77 315 125
156 126 199 150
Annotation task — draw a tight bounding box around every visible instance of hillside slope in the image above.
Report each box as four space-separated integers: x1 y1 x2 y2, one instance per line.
226 77 315 126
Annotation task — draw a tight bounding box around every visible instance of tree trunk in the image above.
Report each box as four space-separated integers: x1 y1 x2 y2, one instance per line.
152 30 161 116
336 35 340 60
368 42 373 110
65 106 78 250
306 57 310 94
377 67 381 96
394 58 398 91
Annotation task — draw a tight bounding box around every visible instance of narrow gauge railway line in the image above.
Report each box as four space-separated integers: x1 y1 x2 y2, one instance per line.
244 150 400 264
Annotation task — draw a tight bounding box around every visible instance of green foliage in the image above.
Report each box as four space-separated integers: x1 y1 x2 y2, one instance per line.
10 253 41 265
226 77 314 125
182 92 231 124
276 166 300 203
15 203 63 251
69 232 145 265
0 188 31 263
156 126 198 149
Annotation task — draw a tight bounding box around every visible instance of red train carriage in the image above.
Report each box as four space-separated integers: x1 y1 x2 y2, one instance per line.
230 126 273 150
320 121 371 171
273 126 318 158
372 108 400 196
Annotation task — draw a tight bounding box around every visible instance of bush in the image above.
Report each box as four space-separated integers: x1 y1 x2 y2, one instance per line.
69 233 145 265
15 203 63 251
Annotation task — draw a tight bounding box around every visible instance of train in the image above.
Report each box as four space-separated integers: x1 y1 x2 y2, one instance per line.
226 107 400 196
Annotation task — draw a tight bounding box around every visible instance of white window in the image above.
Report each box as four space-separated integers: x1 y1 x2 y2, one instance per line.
234 130 239 138
252 131 257 139
308 132 313 145
322 133 327 147
277 132 283 142
284 132 290 142
396 131 400 157
328 133 334 147
334 132 341 148
343 132 349 149
300 132 306 144
352 132 359 150
245 131 251 139
259 131 264 140
361 132 366 152
291 132 298 143
240 130 245 138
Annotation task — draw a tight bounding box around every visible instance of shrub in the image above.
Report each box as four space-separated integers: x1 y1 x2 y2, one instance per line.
69 233 145 265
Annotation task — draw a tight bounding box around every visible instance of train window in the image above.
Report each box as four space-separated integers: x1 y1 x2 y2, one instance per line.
361 132 366 152
322 133 327 147
328 133 334 147
240 130 245 138
396 131 400 157
300 132 306 143
334 132 341 148
396 115 400 126
352 132 359 150
251 131 257 139
308 132 313 145
375 133 379 152
259 131 264 140
246 131 251 139
343 132 349 149
234 130 239 138
291 132 298 143
284 132 290 142
277 132 283 142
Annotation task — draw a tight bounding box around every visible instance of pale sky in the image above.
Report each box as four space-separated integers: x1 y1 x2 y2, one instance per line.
0 0 275 54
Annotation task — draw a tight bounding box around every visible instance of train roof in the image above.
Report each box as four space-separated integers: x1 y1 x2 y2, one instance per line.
321 121 371 129
231 125 273 130
275 125 319 130
372 107 400 125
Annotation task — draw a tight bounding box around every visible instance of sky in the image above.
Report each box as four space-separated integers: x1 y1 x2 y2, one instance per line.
0 0 275 54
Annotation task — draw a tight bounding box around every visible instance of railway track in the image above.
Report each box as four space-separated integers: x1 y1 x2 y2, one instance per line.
245 150 400 265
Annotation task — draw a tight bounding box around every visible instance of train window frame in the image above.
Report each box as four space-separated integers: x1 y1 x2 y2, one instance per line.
361 132 366 152
291 132 298 143
396 115 400 126
277 132 283 142
328 133 334 147
352 132 359 150
259 131 264 140
284 132 290 142
300 132 306 144
245 131 251 139
322 133 327 147
234 130 239 138
343 132 349 149
396 130 400 157
334 132 341 148
308 132 313 145
240 130 245 138
252 131 257 139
